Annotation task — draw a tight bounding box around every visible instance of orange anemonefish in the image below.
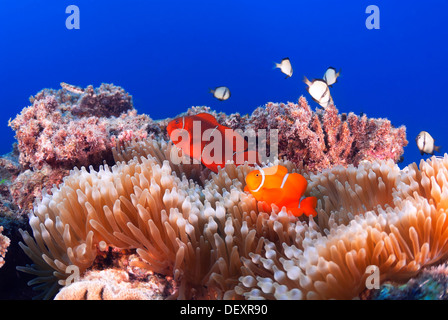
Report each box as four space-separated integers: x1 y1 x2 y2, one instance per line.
166 113 260 173
244 165 318 217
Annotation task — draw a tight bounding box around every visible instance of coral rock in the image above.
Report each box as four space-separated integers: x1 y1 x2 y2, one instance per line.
169 98 407 173
72 83 133 118
0 226 10 268
55 268 174 300
361 263 448 300
245 97 408 172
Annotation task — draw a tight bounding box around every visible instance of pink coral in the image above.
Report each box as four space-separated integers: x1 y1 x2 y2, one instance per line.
8 83 157 210
0 226 10 268
245 97 407 172
54 267 175 300
8 165 69 211
164 98 406 173
8 84 155 171
72 83 133 118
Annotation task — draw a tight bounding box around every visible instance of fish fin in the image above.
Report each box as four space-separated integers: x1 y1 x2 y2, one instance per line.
434 145 441 153
303 76 312 87
299 196 318 217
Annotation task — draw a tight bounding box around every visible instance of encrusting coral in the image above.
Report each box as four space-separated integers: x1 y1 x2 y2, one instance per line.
18 137 280 299
0 226 10 269
7 84 161 211
246 98 407 172
16 131 448 299
54 268 175 300
8 83 155 171
176 97 407 173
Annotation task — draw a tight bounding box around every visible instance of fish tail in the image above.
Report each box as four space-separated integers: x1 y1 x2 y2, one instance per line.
434 145 442 153
288 207 304 217
299 196 318 217
303 76 311 86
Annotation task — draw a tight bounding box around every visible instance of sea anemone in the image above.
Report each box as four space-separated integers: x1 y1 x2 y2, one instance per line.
235 156 448 299
17 136 448 300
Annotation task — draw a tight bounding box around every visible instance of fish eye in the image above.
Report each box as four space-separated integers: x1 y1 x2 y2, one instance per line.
255 174 259 177
175 120 180 124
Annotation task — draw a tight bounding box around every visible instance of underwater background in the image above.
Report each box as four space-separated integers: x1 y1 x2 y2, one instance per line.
0 0 447 167
2 0 448 303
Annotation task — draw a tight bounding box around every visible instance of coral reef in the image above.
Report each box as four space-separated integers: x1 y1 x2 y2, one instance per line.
8 83 156 171
9 165 69 212
235 156 448 299
166 98 407 173
5 83 422 300
245 98 407 172
7 84 160 211
16 133 448 300
0 226 10 269
54 268 175 300
70 83 133 118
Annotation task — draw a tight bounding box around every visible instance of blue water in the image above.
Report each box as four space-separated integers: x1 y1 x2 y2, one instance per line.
1 0 447 168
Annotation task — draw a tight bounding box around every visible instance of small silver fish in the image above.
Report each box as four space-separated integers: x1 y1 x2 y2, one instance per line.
275 58 293 78
323 67 341 87
416 131 441 155
60 82 85 95
303 77 333 108
210 86 231 101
